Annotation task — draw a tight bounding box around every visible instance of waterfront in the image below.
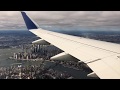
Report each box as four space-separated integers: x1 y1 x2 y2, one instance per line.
0 48 22 67
0 48 95 79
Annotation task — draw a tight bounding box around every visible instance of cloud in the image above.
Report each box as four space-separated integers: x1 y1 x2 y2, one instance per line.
0 11 120 30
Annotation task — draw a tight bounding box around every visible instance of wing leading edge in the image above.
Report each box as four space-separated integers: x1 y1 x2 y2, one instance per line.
21 12 120 79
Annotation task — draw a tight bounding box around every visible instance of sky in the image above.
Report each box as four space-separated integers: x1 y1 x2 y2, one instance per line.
0 11 120 31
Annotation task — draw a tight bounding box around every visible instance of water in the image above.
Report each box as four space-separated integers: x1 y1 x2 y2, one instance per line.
45 62 91 79
0 48 45 67
0 48 93 79
0 48 21 67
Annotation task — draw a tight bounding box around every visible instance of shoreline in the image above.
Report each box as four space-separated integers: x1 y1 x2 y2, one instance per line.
8 57 52 62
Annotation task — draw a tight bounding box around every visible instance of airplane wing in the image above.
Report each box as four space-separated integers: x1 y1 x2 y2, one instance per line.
21 12 120 79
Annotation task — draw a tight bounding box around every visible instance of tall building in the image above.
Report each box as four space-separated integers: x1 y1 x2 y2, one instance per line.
15 54 18 59
14 53 16 59
34 47 37 53
37 45 40 52
31 47 33 53
26 55 29 60
18 52 21 59
29 54 32 59
21 53 24 59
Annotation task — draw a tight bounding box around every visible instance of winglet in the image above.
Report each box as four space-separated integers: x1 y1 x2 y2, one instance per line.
21 11 39 30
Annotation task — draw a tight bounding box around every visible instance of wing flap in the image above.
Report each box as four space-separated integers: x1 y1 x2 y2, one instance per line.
88 54 120 79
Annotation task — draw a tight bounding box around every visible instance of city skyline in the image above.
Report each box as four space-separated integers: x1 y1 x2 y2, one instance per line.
0 11 120 31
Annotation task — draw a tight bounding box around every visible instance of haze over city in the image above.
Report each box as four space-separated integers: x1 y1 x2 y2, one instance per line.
0 11 120 31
